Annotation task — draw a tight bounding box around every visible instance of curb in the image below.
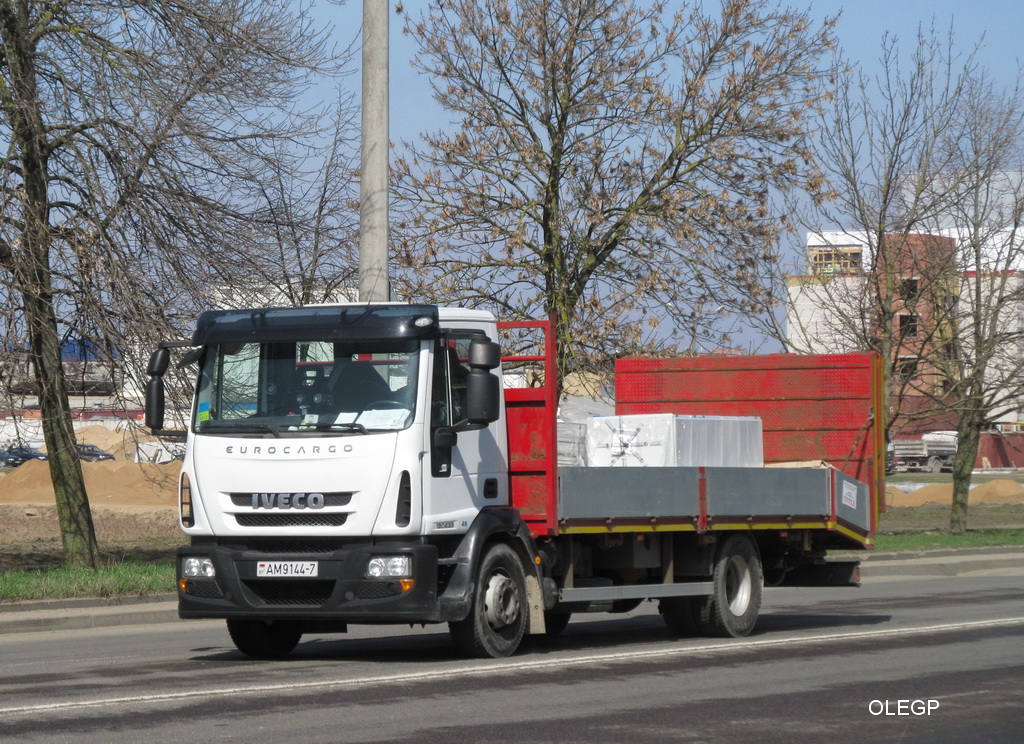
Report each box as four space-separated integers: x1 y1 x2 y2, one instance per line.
857 547 1023 578
0 550 1021 636
0 593 178 635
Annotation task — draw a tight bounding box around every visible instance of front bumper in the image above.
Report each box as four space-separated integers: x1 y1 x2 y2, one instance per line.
176 542 444 624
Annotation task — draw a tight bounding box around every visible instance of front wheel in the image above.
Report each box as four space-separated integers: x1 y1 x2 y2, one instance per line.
449 542 527 658
690 534 763 638
226 619 302 659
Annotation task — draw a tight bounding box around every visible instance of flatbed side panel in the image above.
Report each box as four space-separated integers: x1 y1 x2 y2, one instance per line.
559 466 701 519
500 315 559 534
615 351 883 537
504 386 556 529
834 469 872 535
703 467 829 518
557 465 871 547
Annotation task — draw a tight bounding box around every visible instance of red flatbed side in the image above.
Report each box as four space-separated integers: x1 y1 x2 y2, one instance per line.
500 314 884 542
499 315 559 536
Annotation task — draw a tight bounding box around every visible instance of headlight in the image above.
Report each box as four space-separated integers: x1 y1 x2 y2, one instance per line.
366 555 411 578
182 556 215 578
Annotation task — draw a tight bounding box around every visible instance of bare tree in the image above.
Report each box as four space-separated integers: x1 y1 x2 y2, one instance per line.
393 0 836 388
778 26 1024 533
226 97 362 309
779 28 977 427
0 0 340 566
924 80 1024 533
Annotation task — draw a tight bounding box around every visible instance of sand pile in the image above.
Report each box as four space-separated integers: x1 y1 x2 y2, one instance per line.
887 479 1024 507
0 458 178 507
74 424 156 461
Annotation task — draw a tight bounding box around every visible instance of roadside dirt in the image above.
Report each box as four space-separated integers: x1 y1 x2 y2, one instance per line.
3 449 1024 572
885 478 1024 507
0 455 181 573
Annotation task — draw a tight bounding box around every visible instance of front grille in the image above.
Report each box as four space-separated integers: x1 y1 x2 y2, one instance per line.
242 579 335 606
236 538 350 554
230 492 353 507
234 513 349 528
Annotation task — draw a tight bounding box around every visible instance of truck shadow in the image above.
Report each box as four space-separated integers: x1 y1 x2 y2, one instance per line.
189 611 892 664
750 612 892 633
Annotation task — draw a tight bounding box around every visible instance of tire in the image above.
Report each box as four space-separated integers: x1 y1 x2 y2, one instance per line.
226 619 303 659
659 596 698 637
449 542 527 658
690 534 762 638
927 457 942 473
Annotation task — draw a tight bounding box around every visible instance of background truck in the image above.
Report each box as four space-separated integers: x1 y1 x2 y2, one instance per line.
891 434 957 473
145 305 883 659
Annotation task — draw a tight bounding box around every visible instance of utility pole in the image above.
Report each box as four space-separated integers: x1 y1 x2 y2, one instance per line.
359 1 390 302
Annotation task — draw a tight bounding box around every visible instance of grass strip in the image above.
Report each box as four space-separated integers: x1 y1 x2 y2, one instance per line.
0 560 175 602
875 529 1024 552
1 531 1023 603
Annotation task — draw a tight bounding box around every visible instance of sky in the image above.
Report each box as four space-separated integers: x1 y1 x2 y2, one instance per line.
314 0 1023 349
319 0 1024 146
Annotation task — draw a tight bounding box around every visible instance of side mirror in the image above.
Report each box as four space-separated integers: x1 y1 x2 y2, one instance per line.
145 376 165 431
464 368 500 426
463 339 501 425
147 347 171 376
143 342 190 438
467 339 501 370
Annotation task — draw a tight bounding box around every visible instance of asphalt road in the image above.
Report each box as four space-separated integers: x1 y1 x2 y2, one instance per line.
1 568 1022 744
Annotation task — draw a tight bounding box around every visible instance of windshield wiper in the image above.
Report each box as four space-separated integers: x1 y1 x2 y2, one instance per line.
312 422 368 434
201 422 281 438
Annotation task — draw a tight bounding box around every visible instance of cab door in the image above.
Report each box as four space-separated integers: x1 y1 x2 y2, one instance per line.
423 333 506 531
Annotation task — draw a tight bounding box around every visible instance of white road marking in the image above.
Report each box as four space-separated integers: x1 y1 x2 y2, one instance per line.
3 616 1023 716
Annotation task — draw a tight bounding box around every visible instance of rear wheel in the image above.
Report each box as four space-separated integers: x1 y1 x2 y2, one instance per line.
690 534 762 638
226 619 302 659
927 457 942 473
449 542 527 658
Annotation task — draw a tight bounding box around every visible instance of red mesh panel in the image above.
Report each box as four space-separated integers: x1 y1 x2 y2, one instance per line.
616 352 884 518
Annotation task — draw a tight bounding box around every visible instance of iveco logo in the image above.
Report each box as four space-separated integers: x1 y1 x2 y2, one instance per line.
251 493 325 510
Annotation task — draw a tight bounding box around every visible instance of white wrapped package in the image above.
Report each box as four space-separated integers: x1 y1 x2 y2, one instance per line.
586 414 763 468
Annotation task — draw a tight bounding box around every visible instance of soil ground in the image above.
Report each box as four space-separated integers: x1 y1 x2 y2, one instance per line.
3 444 1024 572
0 430 180 572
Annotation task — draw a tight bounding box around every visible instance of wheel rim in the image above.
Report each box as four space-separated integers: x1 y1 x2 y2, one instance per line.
725 556 752 616
483 570 520 630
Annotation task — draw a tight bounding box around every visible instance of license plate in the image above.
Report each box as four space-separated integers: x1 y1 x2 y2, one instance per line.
256 561 319 577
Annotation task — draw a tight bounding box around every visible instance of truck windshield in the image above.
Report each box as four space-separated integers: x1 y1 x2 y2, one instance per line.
193 339 419 435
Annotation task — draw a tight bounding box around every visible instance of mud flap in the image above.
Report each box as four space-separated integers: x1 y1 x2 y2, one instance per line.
780 560 861 587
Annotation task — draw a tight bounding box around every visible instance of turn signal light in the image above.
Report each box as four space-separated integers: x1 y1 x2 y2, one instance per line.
399 578 415 593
